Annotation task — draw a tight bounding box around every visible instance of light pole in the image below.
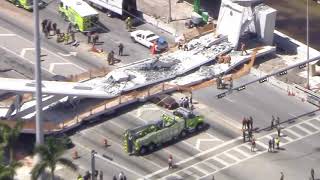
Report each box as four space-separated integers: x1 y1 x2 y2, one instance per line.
306 0 310 89
168 0 172 23
33 0 44 179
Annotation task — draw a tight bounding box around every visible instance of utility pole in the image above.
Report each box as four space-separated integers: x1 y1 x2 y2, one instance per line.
33 0 43 179
306 0 310 89
91 150 96 180
168 0 172 23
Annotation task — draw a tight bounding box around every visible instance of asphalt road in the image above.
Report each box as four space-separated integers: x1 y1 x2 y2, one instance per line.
51 73 319 179
0 0 173 78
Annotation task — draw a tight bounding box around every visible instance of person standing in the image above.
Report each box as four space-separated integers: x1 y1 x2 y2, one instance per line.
70 30 76 43
113 175 117 180
107 51 115 65
87 32 92 44
280 172 284 180
41 19 48 33
168 154 173 169
311 168 315 180
119 171 125 180
118 43 124 56
67 22 72 33
47 20 52 35
277 124 281 137
52 23 57 36
276 117 280 126
240 42 248 56
242 117 247 130
251 138 256 152
242 129 246 143
275 136 280 149
272 137 275 151
268 138 273 152
271 115 275 130
99 170 103 180
249 116 253 130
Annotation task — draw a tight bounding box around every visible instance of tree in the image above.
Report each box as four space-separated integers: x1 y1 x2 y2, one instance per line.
31 137 78 180
0 120 24 163
0 150 22 180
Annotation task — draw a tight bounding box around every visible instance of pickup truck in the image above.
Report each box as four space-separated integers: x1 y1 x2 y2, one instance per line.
130 30 168 52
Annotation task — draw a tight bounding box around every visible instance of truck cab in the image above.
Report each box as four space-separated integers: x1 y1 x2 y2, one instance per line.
8 0 46 11
173 107 204 131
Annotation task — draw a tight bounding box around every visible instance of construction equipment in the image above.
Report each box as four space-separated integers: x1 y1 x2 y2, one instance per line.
185 0 209 28
123 109 204 155
8 0 46 11
58 0 99 32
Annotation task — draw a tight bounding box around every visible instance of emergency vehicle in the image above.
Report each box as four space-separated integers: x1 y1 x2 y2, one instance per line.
58 0 99 32
8 0 46 11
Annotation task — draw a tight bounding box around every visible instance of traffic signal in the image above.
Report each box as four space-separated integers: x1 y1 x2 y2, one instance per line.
259 78 268 83
298 64 307 69
217 93 226 99
278 71 287 76
237 86 246 91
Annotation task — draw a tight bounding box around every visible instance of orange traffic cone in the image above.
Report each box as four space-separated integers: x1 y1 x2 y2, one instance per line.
72 149 79 159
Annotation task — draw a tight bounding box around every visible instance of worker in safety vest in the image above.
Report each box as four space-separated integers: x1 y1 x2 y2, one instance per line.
125 17 132 31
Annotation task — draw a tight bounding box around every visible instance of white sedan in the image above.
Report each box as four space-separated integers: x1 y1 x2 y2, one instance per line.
130 30 168 52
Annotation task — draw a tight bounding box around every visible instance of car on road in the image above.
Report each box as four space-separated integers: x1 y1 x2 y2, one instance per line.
149 94 179 110
130 30 168 52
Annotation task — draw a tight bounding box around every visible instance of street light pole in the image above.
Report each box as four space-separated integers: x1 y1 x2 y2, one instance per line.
33 0 43 178
91 150 96 180
168 0 172 23
306 0 310 89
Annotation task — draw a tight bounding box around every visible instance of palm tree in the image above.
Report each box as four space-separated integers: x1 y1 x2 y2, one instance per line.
0 150 22 180
0 120 24 163
31 137 78 180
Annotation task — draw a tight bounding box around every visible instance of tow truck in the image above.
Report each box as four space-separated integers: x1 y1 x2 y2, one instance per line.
123 107 204 155
8 0 46 11
58 0 99 32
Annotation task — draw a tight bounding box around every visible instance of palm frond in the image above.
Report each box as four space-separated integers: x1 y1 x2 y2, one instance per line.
31 162 47 180
58 158 78 171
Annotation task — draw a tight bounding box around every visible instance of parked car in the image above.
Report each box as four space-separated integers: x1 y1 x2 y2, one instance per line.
150 94 179 110
130 30 168 52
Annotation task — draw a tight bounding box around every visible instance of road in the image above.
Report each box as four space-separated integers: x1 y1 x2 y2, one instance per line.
0 0 173 78
49 73 319 179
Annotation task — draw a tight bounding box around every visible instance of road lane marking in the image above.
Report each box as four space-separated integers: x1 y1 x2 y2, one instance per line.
304 121 320 130
49 62 73 73
295 124 313 134
57 52 77 57
282 136 294 142
0 34 16 36
0 46 55 75
284 128 302 138
0 26 87 72
233 147 250 157
20 48 34 57
181 140 201 152
195 139 223 151
224 152 241 161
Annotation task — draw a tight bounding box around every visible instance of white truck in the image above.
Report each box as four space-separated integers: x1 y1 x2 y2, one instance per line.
130 30 168 52
84 0 137 18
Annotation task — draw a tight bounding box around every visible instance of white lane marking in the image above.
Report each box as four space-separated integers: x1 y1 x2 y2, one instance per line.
80 129 165 170
181 140 201 152
255 141 269 149
224 97 234 103
20 48 34 57
304 121 320 130
0 34 16 36
143 136 242 179
283 136 294 142
49 63 72 73
296 124 313 134
195 139 223 151
205 132 223 140
0 46 55 75
0 26 86 72
224 152 241 161
57 52 77 57
232 147 250 157
285 128 303 138
194 164 211 174
212 156 229 166
202 161 218 170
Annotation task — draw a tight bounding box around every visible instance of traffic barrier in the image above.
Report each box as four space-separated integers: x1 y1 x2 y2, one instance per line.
72 149 79 159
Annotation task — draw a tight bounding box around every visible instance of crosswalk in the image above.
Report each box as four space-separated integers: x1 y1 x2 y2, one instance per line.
161 117 320 180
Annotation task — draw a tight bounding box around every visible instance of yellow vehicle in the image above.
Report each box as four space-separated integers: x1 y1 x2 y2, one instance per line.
58 0 99 32
7 0 46 11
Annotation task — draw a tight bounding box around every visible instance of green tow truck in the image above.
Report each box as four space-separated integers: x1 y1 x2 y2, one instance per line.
8 0 46 11
123 107 204 155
